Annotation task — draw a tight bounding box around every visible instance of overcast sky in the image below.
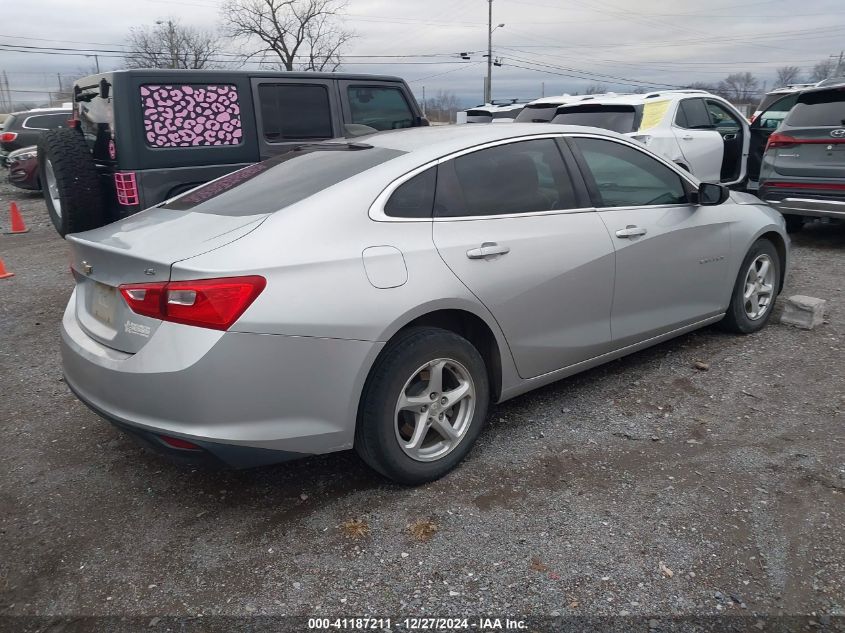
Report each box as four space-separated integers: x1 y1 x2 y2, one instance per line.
2 0 844 107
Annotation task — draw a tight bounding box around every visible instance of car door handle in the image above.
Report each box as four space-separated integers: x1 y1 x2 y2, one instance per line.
723 133 737 141
615 225 647 238
466 242 511 259
682 135 694 141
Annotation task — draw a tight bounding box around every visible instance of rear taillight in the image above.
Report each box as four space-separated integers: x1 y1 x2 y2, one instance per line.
766 132 845 150
766 132 799 150
119 276 266 331
114 171 139 206
0 132 18 143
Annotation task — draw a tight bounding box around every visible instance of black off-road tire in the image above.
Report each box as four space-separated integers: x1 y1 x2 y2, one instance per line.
355 327 490 485
37 128 105 237
719 238 781 334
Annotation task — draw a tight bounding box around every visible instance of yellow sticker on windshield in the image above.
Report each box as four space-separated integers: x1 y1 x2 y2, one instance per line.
639 100 670 131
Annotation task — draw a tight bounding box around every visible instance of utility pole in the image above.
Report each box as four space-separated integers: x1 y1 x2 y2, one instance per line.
836 51 844 76
485 0 492 104
422 85 426 117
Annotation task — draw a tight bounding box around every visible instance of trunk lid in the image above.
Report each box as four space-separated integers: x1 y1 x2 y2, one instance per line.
773 88 845 179
67 207 268 353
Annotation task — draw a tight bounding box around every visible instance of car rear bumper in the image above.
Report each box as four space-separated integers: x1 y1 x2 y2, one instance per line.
763 194 845 219
61 292 383 468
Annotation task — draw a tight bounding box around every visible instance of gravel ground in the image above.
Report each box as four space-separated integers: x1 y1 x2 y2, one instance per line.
1 180 843 627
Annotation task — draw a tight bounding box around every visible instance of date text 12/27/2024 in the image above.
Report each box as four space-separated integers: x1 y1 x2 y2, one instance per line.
307 618 529 631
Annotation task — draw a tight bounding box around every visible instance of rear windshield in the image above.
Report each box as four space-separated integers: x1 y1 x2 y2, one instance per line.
551 105 639 133
160 144 404 215
493 108 523 119
514 104 559 123
466 109 492 122
787 89 845 127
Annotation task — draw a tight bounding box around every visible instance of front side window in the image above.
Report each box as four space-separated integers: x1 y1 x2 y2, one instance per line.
384 168 436 218
347 86 414 131
437 139 578 217
574 137 687 207
258 84 333 141
706 101 741 132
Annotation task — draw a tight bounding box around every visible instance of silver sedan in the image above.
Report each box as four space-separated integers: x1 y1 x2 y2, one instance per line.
61 124 789 484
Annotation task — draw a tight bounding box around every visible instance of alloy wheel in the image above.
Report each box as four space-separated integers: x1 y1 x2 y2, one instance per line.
743 254 775 320
394 358 476 462
45 159 62 219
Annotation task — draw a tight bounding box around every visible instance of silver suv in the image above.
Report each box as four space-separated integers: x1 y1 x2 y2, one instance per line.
759 83 845 232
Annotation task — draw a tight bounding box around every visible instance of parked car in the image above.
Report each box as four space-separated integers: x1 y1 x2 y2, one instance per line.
0 106 70 166
38 69 427 237
463 100 528 123
7 146 40 190
513 94 598 123
546 90 751 187
746 90 804 192
759 82 845 232
751 83 817 124
61 123 788 484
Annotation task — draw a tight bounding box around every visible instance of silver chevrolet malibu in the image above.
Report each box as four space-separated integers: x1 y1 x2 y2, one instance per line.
62 124 789 484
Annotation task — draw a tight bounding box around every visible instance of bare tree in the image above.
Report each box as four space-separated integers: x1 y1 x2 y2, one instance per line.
426 90 460 123
810 58 836 81
221 0 352 71
126 19 221 69
584 83 609 95
717 72 760 103
775 65 802 87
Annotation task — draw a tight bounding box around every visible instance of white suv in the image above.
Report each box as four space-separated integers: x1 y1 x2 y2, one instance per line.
548 90 751 187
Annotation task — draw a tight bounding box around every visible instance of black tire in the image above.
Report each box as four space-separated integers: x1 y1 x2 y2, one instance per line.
783 214 804 234
37 128 105 237
355 327 490 485
719 238 781 334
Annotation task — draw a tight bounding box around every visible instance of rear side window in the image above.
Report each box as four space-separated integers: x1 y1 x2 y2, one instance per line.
675 98 712 129
574 137 687 207
385 168 436 218
787 90 845 127
258 84 333 141
161 145 404 216
141 84 243 148
23 113 69 129
347 86 414 131
552 105 639 133
437 139 578 217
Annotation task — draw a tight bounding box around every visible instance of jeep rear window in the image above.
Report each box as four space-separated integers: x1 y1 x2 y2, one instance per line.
551 105 640 133
141 84 243 147
786 89 845 127
160 144 404 216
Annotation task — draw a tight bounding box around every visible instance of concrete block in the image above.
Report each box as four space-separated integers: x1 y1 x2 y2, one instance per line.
780 295 826 330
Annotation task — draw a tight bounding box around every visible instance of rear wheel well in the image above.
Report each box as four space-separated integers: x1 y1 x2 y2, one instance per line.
394 310 502 402
760 231 787 293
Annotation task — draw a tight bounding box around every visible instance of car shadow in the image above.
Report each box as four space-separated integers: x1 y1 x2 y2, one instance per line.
790 219 845 250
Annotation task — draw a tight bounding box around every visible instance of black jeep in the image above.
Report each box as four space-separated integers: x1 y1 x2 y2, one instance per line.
39 69 426 236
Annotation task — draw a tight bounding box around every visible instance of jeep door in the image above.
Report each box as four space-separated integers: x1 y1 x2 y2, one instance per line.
251 78 343 159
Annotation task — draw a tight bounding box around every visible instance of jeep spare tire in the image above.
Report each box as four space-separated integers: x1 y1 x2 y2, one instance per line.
38 128 105 237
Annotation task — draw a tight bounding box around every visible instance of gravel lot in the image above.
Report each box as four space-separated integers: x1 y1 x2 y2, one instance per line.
1 180 843 627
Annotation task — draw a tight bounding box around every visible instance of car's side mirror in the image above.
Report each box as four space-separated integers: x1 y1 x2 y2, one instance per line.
697 182 730 206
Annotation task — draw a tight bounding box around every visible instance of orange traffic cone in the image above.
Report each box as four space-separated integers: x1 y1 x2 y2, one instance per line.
0 257 13 279
4 202 29 234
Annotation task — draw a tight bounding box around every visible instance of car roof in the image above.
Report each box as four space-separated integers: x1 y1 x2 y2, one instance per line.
10 107 71 116
76 69 406 84
554 90 719 107
361 123 623 159
795 81 845 96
